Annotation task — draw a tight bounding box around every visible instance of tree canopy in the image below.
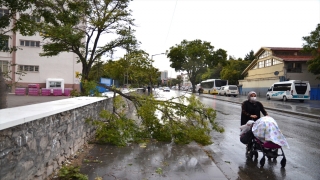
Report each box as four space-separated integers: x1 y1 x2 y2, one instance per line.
24 0 139 87
1 0 225 146
302 23 320 80
244 50 255 61
220 60 250 85
167 39 227 92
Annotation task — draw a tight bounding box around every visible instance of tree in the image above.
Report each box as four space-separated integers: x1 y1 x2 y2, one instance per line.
302 23 320 80
0 0 38 51
244 50 255 62
167 39 226 93
171 75 183 89
3 1 225 144
91 87 224 146
201 64 224 80
98 50 159 88
220 60 250 85
28 0 138 92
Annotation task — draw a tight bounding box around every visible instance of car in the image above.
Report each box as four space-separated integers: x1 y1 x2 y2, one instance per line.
218 85 239 97
163 87 170 92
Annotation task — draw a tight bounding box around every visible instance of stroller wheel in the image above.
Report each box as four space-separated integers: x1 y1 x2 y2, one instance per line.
280 157 286 168
260 157 265 167
253 151 258 159
246 151 253 159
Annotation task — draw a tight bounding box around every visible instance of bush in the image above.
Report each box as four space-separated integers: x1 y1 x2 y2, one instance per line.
57 165 88 180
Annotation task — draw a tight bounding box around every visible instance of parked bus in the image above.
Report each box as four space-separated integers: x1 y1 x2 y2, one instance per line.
200 79 228 94
266 80 310 102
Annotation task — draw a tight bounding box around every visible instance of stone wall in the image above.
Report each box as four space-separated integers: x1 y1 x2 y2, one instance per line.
0 97 116 180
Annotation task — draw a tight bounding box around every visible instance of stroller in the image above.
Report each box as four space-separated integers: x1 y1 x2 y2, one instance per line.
240 117 289 168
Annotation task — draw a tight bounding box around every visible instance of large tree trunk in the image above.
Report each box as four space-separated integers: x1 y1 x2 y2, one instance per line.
81 65 91 94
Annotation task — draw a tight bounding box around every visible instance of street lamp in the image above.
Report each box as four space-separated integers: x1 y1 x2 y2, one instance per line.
151 53 165 60
149 53 165 91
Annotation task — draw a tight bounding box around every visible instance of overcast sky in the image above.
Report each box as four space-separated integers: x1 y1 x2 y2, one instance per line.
116 0 320 78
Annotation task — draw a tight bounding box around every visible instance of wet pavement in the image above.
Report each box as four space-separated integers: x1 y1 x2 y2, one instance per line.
79 142 226 180
4 92 320 180
198 93 320 119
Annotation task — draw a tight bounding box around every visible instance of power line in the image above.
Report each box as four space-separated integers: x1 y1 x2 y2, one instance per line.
164 0 178 48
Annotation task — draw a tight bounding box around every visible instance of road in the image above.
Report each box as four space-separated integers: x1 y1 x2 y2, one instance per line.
184 92 320 180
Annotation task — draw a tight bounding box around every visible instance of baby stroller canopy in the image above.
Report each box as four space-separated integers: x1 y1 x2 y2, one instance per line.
252 116 289 148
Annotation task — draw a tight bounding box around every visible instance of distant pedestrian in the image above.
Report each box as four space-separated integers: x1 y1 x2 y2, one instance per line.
198 86 203 95
147 85 151 95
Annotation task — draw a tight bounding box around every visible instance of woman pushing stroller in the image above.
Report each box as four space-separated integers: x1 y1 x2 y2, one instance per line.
240 91 268 157
241 91 268 126
240 91 289 167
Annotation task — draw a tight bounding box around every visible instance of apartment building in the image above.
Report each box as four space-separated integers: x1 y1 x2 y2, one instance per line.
0 7 82 93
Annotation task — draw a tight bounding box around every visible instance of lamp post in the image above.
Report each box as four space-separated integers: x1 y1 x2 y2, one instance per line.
124 26 131 88
151 53 165 61
150 53 165 91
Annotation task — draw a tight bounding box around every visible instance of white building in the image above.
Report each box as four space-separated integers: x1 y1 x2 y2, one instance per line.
159 70 168 84
0 8 82 93
180 73 191 87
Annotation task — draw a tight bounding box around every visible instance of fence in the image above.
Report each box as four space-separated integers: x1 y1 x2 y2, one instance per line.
310 86 320 100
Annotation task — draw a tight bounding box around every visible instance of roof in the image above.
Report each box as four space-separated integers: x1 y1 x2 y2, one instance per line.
267 47 304 51
279 57 310 61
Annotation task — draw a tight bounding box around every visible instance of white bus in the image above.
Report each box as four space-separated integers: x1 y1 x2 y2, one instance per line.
200 79 228 94
266 80 311 102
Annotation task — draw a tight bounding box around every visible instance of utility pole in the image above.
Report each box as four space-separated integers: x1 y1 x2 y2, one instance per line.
124 26 131 88
150 53 165 91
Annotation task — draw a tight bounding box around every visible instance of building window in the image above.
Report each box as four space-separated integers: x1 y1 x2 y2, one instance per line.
258 51 270 59
49 81 61 88
0 8 9 17
272 59 281 65
258 61 264 68
0 36 9 51
0 60 9 72
287 62 302 73
20 40 40 47
18 65 39 72
265 59 271 67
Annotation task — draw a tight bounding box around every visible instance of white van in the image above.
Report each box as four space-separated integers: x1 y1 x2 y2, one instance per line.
266 80 310 102
218 85 239 97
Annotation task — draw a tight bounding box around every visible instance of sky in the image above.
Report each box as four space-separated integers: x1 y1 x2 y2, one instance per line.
115 0 320 78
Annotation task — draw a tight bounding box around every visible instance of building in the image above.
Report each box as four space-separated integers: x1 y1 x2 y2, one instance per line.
0 8 82 93
180 73 191 88
159 70 168 84
239 47 319 97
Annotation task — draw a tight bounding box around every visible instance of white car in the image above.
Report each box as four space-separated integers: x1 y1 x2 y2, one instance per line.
218 85 239 97
163 87 170 92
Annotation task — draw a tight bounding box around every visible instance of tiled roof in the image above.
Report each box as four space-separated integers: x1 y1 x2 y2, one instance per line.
267 47 303 51
276 56 312 61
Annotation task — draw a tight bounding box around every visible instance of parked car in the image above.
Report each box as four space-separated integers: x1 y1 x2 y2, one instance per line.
163 87 170 92
218 85 239 97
